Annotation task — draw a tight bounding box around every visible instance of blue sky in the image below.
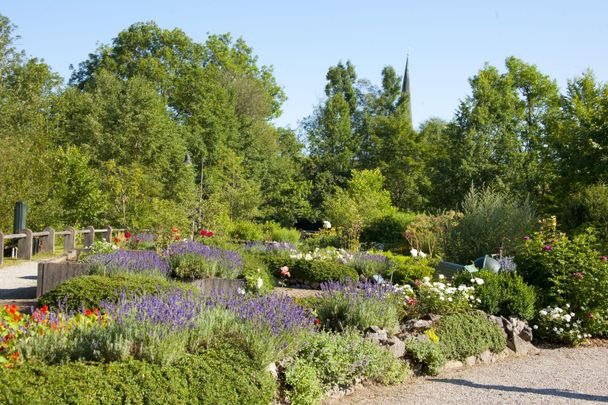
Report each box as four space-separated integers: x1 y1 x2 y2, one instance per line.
2 1 607 130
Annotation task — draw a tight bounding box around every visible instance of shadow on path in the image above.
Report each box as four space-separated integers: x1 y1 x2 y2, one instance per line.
432 379 608 403
0 287 37 299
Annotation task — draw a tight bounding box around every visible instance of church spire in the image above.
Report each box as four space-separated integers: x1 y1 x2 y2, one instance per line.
402 55 412 127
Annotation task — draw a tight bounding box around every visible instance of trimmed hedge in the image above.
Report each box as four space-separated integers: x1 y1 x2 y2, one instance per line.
262 255 358 283
436 312 506 361
0 345 276 404
38 274 194 311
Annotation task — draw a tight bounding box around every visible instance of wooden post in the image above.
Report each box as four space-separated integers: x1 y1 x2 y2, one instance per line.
0 231 4 266
84 225 95 248
41 227 56 255
105 226 113 243
17 228 33 260
64 226 76 252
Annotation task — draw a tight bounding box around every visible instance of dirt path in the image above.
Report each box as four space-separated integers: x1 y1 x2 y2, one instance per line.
328 346 608 405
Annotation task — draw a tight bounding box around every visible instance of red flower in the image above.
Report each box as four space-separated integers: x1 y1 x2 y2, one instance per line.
11 351 18 361
40 305 48 315
171 227 179 233
201 229 209 237
113 237 121 243
406 297 417 306
208 231 214 237
125 231 132 239
85 309 92 316
314 319 321 326
175 235 181 241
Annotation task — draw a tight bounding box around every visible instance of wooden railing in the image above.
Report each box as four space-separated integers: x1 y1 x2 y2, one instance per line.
0 226 124 266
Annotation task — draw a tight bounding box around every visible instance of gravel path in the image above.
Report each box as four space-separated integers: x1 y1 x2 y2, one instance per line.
0 261 38 299
329 347 608 405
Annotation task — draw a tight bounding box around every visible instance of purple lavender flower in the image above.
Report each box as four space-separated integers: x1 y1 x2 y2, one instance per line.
167 241 243 270
85 250 170 277
498 256 517 272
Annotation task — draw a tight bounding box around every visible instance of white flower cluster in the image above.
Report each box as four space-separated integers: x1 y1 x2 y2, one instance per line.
536 305 591 340
419 277 477 304
88 239 119 253
410 248 428 258
290 247 353 263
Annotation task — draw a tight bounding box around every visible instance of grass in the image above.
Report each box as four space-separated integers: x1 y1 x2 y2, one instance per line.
1 245 66 269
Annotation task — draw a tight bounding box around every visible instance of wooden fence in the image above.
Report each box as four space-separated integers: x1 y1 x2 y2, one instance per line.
0 226 124 266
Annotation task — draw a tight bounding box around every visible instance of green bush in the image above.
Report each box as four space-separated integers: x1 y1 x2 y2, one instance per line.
445 187 536 263
263 221 301 244
284 358 324 405
404 338 446 376
263 255 358 283
436 313 507 361
516 220 608 338
382 252 436 285
292 330 409 393
453 270 536 320
241 253 275 293
360 211 415 252
230 220 265 242
38 274 193 311
0 344 276 404
562 183 608 251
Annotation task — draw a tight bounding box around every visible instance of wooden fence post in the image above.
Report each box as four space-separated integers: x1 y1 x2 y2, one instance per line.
64 226 76 252
105 226 113 243
17 228 33 260
41 227 55 255
84 225 95 248
0 231 4 266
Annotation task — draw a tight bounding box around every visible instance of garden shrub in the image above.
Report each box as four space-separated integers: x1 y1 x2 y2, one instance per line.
404 211 459 258
436 312 506 361
263 221 301 244
303 228 342 250
316 281 402 333
360 211 416 252
293 330 409 393
515 218 608 339
38 274 192 310
230 219 265 242
263 255 358 283
0 344 276 404
404 338 446 376
445 186 536 263
241 253 275 293
452 270 536 320
382 252 436 285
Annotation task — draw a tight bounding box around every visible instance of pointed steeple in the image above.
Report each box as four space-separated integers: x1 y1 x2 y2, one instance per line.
402 55 412 125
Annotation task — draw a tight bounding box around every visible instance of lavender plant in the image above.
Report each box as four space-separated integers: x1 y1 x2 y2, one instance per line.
316 280 403 333
348 252 390 278
84 250 170 278
168 241 243 279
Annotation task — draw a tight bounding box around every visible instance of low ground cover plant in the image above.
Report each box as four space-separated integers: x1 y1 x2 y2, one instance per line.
284 330 410 404
407 275 476 317
435 312 507 361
